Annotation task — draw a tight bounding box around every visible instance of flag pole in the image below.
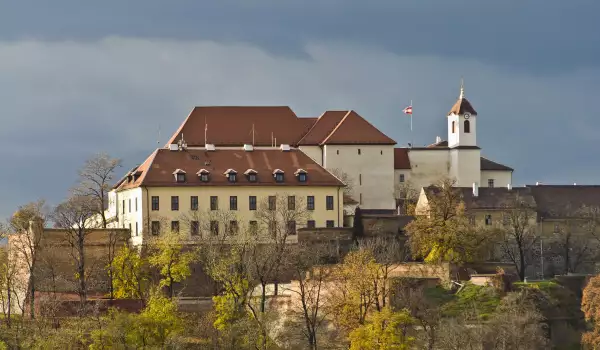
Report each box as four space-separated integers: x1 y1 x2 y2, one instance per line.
410 100 413 147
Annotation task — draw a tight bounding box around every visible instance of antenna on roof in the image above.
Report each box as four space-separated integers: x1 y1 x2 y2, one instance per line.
459 77 465 99
271 132 274 148
204 117 208 145
157 124 161 147
250 123 255 146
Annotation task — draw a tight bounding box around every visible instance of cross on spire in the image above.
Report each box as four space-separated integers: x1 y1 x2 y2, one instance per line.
459 77 465 99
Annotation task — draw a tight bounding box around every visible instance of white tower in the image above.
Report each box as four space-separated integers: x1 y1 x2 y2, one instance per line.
447 80 481 187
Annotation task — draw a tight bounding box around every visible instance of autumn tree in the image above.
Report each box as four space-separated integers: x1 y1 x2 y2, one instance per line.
348 307 415 350
51 194 98 307
582 274 600 348
496 195 538 281
394 180 420 215
405 178 491 263
7 200 47 319
147 230 197 299
109 244 149 301
74 153 121 229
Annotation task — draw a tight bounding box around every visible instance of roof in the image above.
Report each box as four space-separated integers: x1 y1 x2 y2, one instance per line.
427 140 448 148
116 148 345 190
423 186 536 210
448 97 478 116
394 148 411 169
167 106 396 148
480 157 513 171
320 110 396 145
527 185 600 219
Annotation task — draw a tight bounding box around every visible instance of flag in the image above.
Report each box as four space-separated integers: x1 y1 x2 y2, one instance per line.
403 106 413 115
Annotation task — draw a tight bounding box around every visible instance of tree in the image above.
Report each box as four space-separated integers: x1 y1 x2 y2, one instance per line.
394 180 420 215
352 207 364 242
405 178 491 263
496 195 538 281
74 153 122 229
147 230 197 299
7 200 48 319
582 274 600 348
109 244 149 301
330 168 354 197
348 307 415 350
51 194 98 307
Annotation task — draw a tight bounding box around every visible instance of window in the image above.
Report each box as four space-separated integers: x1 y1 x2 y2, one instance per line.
502 214 510 225
171 221 180 233
336 150 339 155
359 193 363 205
228 173 237 183
554 224 560 233
359 174 362 186
210 221 219 235
464 120 471 133
452 121 456 133
228 220 238 234
358 148 361 155
307 196 315 210
298 173 307 182
249 196 257 211
122 200 125 214
287 221 297 235
249 221 258 235
469 215 476 225
399 174 405 183
230 196 238 210
171 196 179 211
191 221 199 236
326 220 335 228
176 173 186 182
307 220 316 228
275 173 284 183
248 173 257 182
129 223 132 234
326 196 334 210
380 150 383 155
288 196 296 210
128 199 131 213
200 173 209 182
151 196 159 211
485 215 492 226
269 221 277 236
135 222 138 236
488 179 495 188
191 196 199 211
210 196 218 210
151 221 160 236
268 196 277 211
135 198 138 212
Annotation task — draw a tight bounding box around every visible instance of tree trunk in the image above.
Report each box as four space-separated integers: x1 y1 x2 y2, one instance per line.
169 275 174 299
518 245 526 281
7 280 11 328
78 233 87 307
260 283 267 313
28 271 35 319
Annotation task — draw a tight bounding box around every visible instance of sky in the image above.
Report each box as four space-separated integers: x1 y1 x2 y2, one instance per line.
0 1 599 219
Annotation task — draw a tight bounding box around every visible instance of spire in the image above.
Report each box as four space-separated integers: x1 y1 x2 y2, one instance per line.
459 77 465 100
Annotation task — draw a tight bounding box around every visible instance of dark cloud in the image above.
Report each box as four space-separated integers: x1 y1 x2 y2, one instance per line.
0 1 599 73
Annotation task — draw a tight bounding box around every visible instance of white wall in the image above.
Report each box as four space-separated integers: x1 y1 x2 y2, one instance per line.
449 149 481 187
481 170 512 188
298 146 323 165
447 114 477 148
323 144 395 209
407 150 451 190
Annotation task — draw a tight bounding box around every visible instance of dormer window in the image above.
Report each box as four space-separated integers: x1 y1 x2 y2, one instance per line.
172 169 186 183
224 169 238 183
273 169 285 183
197 169 210 182
294 169 308 183
244 169 258 182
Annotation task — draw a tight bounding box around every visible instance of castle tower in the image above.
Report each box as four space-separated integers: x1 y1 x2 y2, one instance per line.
447 80 481 187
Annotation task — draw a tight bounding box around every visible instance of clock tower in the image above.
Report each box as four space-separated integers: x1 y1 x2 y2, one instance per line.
447 80 481 187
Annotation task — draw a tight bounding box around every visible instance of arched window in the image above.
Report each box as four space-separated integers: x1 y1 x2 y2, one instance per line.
464 120 471 133
451 121 456 133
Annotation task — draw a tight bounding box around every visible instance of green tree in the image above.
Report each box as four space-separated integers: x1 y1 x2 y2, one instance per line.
353 207 364 242
108 244 149 300
348 307 415 350
148 231 196 298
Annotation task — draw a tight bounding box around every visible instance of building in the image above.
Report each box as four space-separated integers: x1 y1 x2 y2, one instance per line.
109 148 345 244
394 84 513 194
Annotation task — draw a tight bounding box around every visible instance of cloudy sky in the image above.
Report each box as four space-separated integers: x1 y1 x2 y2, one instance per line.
0 1 599 218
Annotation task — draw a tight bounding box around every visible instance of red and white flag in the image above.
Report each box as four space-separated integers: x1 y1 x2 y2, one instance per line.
403 106 413 115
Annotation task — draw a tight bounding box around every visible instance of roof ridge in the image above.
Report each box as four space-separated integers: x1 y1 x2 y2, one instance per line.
295 110 329 145
137 149 160 186
319 110 353 145
165 108 195 146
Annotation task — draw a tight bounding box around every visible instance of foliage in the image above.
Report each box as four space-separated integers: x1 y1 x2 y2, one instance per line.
9 199 47 233
582 274 600 348
108 244 149 299
352 207 364 241
148 231 197 298
405 178 492 263
440 283 501 320
348 307 415 350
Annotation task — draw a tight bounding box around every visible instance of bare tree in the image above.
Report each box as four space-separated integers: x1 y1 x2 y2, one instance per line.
74 153 121 229
51 195 98 307
394 180 420 215
496 195 538 281
329 168 353 197
7 200 48 319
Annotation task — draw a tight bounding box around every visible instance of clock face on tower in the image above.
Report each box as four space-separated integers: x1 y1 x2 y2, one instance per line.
464 112 471 119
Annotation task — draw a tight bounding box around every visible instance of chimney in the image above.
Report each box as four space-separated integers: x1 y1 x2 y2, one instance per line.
472 182 479 197
536 181 542 186
436 136 442 143
507 183 512 190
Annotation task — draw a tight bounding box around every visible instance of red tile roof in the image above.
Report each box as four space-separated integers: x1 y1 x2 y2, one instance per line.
116 148 345 190
320 110 396 145
394 148 411 169
166 106 396 147
480 157 513 171
448 98 478 116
